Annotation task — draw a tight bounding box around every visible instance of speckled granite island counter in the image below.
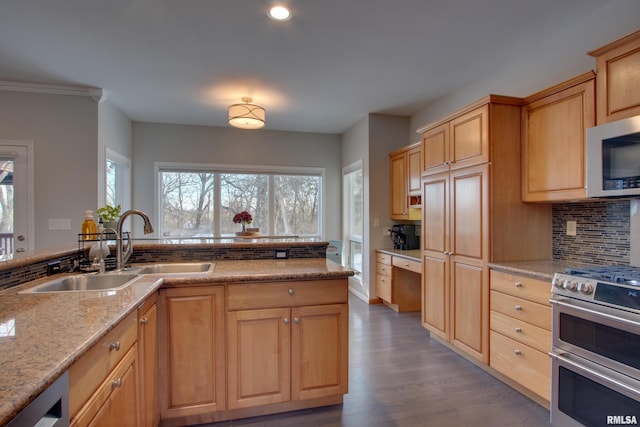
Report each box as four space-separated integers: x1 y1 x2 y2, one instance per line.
0 249 353 426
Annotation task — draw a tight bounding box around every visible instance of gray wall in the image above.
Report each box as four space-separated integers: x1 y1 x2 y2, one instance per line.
409 1 640 137
0 91 98 249
132 122 342 239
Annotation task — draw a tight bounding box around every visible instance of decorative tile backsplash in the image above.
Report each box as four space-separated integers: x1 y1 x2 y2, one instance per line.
552 200 630 266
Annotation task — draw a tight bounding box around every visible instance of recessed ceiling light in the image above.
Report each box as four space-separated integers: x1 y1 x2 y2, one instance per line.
269 5 291 21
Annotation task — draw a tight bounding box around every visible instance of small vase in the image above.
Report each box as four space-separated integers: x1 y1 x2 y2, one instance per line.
242 224 246 233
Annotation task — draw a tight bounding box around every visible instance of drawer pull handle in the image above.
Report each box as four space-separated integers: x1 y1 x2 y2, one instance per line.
288 289 295 296
112 379 122 388
109 341 121 351
514 349 522 356
515 327 522 333
139 318 148 325
514 305 522 311
294 317 300 324
514 282 522 288
284 317 290 324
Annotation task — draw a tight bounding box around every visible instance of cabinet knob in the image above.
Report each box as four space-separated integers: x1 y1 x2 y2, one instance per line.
109 341 121 351
514 349 522 356
284 317 290 324
515 327 522 333
514 282 522 288
111 379 123 388
294 317 300 324
288 288 295 296
139 318 148 325
514 305 522 311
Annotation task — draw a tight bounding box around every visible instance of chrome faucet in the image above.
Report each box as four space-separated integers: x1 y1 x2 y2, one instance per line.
116 209 154 270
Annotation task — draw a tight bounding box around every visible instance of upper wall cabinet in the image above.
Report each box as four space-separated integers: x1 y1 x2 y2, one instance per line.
420 105 489 176
588 29 640 124
389 142 422 220
521 72 596 202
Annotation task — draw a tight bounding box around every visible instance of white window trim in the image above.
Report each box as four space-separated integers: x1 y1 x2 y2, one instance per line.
105 147 131 211
343 159 363 280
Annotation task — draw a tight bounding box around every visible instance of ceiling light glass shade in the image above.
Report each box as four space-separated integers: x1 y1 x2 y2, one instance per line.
228 98 265 129
269 6 291 21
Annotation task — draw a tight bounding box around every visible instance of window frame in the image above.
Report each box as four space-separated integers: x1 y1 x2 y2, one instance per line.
343 160 363 279
155 161 325 239
105 148 131 212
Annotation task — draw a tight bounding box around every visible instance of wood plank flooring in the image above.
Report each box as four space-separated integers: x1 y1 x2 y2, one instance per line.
200 293 550 427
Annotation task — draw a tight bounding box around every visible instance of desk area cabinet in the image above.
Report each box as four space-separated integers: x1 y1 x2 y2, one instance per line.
390 142 422 220
375 250 421 313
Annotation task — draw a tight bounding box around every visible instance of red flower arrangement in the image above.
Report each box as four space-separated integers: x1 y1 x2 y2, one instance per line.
233 211 253 225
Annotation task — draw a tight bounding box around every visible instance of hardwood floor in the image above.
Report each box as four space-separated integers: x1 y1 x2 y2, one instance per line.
200 293 550 427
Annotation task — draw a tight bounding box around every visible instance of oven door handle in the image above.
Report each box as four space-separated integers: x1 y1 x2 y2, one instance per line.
550 351 640 399
550 298 640 329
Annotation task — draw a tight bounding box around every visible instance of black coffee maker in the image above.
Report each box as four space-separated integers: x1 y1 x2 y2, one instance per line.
391 224 419 250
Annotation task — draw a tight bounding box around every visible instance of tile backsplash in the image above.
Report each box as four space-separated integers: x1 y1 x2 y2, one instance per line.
552 200 630 266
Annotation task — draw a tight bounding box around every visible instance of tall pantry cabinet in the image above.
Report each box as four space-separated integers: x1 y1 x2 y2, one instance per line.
419 95 551 364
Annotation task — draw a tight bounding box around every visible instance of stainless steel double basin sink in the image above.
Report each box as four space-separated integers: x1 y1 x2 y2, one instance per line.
20 262 215 294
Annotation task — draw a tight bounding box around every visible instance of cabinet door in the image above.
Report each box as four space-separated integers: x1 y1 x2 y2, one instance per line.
390 151 407 219
227 307 291 409
407 145 422 195
421 122 449 175
522 77 595 201
72 345 139 427
450 165 488 262
422 174 450 340
159 286 226 419
291 304 348 401
450 105 489 170
138 295 158 427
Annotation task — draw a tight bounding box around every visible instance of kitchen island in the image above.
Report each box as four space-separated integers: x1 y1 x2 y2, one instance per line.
0 244 353 426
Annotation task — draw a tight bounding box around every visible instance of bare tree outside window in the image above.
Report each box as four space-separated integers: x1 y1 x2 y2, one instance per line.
159 168 321 238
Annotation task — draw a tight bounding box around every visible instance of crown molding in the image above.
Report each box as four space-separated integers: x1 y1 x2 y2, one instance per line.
0 80 103 100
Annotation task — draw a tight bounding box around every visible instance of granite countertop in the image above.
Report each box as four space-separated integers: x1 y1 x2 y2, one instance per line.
0 258 353 425
376 248 421 262
488 259 586 281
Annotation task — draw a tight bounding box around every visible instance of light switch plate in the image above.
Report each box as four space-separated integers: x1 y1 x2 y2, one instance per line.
48 218 71 230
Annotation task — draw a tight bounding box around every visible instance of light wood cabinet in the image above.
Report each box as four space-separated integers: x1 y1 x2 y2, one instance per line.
69 311 138 421
489 269 551 402
226 280 348 410
158 286 226 421
420 105 489 176
521 72 596 202
390 142 422 220
419 95 551 365
375 251 421 312
71 344 140 427
138 294 158 427
588 29 640 124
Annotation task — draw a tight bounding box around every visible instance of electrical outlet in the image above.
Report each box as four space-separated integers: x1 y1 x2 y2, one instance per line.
566 220 577 236
383 226 392 237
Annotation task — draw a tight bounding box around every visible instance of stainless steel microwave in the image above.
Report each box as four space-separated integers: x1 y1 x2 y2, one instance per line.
586 115 640 197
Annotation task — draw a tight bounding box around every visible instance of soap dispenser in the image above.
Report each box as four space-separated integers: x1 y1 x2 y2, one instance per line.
82 210 97 240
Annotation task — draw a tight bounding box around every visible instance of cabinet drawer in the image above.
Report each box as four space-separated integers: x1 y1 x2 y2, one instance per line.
376 263 392 277
490 291 551 331
392 257 421 274
69 311 138 417
376 275 393 303
490 331 550 401
376 252 392 265
227 279 348 311
490 310 551 353
490 270 551 306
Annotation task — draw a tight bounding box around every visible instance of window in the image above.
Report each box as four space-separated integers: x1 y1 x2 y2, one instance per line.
157 164 322 238
105 148 131 211
343 161 363 277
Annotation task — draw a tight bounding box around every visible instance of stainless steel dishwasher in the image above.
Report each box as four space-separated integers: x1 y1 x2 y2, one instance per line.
7 372 69 427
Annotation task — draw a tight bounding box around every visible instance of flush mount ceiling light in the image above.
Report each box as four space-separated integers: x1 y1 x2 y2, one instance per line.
228 97 266 129
268 5 291 21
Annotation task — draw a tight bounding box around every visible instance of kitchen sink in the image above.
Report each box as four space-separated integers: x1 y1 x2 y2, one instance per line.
20 273 141 294
133 262 215 275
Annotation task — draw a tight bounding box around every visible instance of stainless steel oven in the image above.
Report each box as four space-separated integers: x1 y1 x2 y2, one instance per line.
550 268 640 427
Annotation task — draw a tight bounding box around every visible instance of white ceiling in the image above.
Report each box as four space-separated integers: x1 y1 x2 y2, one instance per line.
0 0 637 134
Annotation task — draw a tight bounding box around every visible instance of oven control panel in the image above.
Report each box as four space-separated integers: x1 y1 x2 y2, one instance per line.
552 273 597 301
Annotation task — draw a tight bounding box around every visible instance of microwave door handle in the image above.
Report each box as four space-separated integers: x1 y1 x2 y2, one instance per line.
550 351 640 400
550 298 640 330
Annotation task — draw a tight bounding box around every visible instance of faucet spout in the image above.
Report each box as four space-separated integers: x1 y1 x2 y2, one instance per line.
116 209 154 270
